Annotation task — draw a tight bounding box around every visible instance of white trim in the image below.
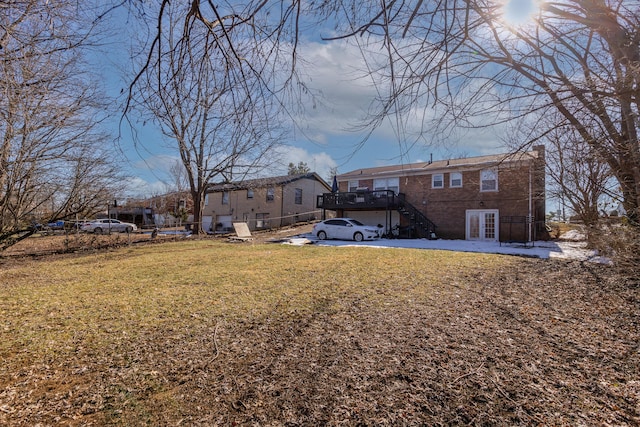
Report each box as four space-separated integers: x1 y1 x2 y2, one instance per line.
450 172 463 188
480 169 498 192
432 173 444 189
373 177 400 194
465 209 499 241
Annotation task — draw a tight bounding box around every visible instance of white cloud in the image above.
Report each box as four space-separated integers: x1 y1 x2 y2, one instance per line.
119 36 515 194
292 37 514 164
295 40 383 139
123 176 168 199
132 154 180 178
123 154 182 198
271 145 337 180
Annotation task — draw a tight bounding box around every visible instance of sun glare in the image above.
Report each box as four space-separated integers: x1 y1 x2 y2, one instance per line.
502 0 539 26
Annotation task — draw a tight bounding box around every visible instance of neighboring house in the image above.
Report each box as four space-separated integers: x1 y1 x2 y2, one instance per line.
103 206 156 229
203 173 332 233
143 191 194 227
318 146 546 242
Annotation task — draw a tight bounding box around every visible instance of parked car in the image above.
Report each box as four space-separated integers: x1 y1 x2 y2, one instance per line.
80 219 137 234
312 218 380 242
47 220 66 230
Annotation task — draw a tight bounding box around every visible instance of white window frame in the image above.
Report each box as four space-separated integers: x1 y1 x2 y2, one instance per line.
266 187 275 202
432 173 444 189
294 188 302 204
450 172 463 188
204 194 209 206
222 191 229 205
480 169 498 192
373 177 400 194
348 180 359 192
247 189 254 199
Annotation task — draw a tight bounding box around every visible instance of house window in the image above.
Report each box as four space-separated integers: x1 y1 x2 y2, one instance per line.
450 172 462 188
204 194 209 206
222 191 229 205
481 169 498 192
348 180 359 192
432 173 444 189
373 177 399 194
266 187 275 202
294 188 302 204
247 189 254 199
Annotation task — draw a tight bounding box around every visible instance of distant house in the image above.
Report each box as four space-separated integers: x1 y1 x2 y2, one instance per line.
104 206 156 229
317 146 547 242
141 191 193 227
203 173 332 233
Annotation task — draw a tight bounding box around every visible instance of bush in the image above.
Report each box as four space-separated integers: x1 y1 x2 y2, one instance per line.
588 223 640 275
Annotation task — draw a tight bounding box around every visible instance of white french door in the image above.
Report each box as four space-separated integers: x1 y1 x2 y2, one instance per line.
466 210 499 241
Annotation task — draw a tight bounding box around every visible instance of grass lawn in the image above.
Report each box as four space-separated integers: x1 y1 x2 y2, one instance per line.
0 240 638 425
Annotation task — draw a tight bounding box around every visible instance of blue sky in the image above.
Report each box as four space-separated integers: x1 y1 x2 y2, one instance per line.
95 2 531 198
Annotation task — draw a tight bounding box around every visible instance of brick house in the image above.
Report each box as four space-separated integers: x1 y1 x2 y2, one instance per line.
318 146 546 242
203 173 332 233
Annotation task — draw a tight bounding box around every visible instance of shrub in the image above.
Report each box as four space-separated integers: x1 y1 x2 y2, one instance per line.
588 223 640 276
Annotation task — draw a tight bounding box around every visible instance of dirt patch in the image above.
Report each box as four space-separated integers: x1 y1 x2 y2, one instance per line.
1 232 153 257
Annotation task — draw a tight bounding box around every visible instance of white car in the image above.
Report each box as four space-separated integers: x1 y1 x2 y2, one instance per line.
312 218 380 242
80 219 137 234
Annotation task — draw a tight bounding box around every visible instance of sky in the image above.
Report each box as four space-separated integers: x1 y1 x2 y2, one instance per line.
95 1 535 199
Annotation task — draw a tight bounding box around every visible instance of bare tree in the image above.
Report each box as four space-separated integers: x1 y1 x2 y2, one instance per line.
546 124 615 226
167 160 189 195
125 1 639 228
314 0 640 225
0 1 126 250
128 2 298 234
326 166 339 184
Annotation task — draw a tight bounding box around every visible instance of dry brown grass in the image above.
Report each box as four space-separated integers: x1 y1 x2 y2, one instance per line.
0 239 638 426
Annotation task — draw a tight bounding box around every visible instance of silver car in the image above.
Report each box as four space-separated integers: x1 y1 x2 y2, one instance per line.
80 219 137 234
312 218 380 242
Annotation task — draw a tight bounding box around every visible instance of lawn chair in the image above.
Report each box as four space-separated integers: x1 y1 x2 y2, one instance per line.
228 222 254 242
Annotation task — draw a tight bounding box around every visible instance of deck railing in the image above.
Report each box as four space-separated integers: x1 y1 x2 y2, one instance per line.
316 190 397 210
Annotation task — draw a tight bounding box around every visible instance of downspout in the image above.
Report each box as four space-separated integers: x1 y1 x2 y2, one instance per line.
528 162 533 243
280 184 285 228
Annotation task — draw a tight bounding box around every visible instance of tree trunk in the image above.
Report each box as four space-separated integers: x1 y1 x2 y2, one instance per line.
191 190 202 235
